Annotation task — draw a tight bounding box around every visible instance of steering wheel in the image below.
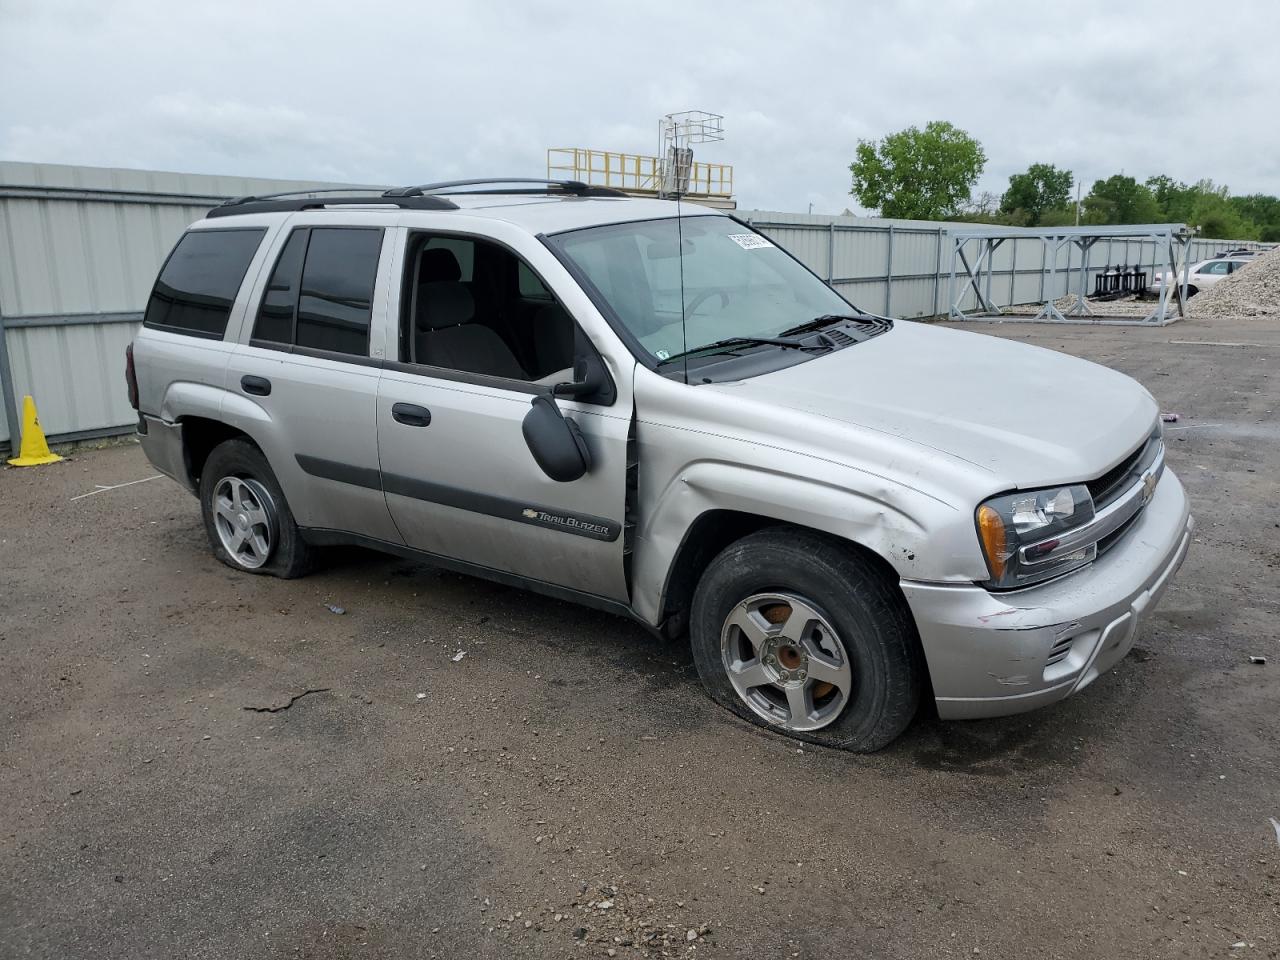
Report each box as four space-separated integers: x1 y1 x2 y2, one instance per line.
683 289 730 316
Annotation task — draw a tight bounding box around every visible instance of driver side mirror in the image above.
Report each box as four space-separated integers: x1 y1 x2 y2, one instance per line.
522 390 592 482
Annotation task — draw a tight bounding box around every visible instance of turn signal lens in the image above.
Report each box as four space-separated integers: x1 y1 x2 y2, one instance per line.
976 504 1008 580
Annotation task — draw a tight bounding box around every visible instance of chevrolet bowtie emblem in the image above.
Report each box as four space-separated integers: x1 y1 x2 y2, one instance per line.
522 508 539 519
1141 471 1158 504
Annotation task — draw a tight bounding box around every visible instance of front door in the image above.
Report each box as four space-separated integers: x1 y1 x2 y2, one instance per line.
376 230 631 602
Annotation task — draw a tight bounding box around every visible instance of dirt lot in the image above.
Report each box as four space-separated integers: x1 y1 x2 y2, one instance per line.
2 313 1278 959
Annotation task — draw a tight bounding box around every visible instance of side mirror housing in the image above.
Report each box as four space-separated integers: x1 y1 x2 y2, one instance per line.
522 395 591 482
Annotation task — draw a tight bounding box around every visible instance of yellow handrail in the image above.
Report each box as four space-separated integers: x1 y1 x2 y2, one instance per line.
547 147 733 198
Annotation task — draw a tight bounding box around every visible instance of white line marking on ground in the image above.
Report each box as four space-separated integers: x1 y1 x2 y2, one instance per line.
70 475 163 501
1168 340 1263 347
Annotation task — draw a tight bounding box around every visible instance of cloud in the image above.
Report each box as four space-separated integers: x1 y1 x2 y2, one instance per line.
0 0 1274 212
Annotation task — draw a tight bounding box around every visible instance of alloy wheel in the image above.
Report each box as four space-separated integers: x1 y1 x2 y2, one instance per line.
212 475 276 570
720 593 854 732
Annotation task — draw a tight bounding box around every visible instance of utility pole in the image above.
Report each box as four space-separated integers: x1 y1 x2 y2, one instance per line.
1075 181 1082 226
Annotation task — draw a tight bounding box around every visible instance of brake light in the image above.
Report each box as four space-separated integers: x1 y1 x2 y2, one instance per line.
125 343 139 410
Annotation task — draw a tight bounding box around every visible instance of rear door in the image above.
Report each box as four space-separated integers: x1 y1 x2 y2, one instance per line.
225 219 401 543
375 227 632 602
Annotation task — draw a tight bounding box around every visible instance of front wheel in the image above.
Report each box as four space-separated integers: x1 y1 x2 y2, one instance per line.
689 528 923 751
199 438 313 578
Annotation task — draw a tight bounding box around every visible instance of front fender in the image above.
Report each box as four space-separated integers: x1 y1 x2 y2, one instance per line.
631 457 983 626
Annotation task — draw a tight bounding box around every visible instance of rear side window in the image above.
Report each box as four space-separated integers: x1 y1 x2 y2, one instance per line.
251 227 383 357
253 230 307 345
144 229 265 338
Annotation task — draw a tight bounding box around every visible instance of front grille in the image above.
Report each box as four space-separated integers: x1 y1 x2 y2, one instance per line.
1096 507 1143 558
1087 432 1159 508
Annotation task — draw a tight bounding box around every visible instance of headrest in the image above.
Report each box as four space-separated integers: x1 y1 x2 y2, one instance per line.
418 247 461 283
417 281 475 331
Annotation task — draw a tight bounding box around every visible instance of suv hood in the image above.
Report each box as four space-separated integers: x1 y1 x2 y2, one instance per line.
710 321 1157 489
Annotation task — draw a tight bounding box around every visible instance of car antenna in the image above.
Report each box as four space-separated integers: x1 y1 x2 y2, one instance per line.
676 179 689 385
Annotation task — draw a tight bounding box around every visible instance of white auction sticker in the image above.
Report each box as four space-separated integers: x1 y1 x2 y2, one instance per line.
726 233 774 250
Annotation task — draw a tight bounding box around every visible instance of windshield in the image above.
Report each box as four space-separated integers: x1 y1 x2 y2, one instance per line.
549 216 856 364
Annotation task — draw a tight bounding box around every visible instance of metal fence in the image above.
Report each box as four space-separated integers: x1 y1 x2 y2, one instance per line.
0 162 1269 453
0 162 345 452
738 209 1271 321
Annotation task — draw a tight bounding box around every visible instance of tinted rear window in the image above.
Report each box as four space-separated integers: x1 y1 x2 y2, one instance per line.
252 230 308 345
144 229 265 338
294 228 383 356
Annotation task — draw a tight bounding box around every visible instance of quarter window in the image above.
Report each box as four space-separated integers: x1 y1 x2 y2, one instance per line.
144 228 265 338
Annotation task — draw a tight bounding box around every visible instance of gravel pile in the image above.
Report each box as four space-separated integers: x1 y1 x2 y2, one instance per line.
1050 293 1154 319
1190 245 1280 318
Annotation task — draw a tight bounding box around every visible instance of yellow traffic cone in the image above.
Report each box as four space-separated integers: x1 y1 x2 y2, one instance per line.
7 395 63 466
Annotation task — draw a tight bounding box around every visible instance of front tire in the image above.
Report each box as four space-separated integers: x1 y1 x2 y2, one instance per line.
199 438 313 578
689 528 922 752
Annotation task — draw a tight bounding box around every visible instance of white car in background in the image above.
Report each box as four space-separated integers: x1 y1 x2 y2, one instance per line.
1153 254 1255 297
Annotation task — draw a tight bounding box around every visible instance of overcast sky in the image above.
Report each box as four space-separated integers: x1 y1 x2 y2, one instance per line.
2 0 1276 213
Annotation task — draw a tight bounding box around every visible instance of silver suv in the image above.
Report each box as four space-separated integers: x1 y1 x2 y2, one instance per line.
128 179 1193 750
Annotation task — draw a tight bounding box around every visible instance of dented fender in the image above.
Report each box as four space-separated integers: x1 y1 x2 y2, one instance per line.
629 450 991 626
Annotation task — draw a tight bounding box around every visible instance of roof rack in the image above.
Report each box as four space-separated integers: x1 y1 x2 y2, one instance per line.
384 178 628 199
206 189 458 219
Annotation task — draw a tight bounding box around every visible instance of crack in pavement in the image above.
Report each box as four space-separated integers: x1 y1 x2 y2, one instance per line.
241 688 332 713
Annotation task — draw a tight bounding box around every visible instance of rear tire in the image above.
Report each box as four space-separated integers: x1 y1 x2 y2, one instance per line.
689 528 922 752
199 438 313 579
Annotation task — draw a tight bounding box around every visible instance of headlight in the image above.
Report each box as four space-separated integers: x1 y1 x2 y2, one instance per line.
975 484 1096 588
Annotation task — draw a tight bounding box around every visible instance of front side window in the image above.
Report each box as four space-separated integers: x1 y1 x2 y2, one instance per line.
144 228 265 338
547 216 853 365
251 227 383 356
398 232 578 383
1198 260 1229 275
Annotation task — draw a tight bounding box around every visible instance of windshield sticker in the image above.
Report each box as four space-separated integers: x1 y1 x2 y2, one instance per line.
727 233 774 250
655 348 671 361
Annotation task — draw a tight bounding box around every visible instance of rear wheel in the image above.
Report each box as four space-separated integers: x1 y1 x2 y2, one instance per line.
689 528 922 751
199 438 313 578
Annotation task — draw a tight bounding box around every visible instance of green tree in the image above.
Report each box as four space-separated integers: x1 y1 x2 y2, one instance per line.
1190 191 1256 239
1082 175 1161 225
1229 193 1280 242
999 163 1073 226
1145 175 1197 222
849 121 986 220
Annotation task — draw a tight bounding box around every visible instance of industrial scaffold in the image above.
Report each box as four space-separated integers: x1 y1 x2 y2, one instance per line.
946 224 1199 326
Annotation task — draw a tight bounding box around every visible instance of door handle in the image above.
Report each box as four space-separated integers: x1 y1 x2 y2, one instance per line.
241 375 271 396
392 402 432 427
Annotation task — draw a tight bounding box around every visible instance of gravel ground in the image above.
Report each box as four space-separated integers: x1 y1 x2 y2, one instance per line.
2 313 1278 959
1190 247 1280 318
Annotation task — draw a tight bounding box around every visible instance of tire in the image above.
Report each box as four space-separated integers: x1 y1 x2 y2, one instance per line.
199 438 313 579
1184 285 1198 298
689 527 922 752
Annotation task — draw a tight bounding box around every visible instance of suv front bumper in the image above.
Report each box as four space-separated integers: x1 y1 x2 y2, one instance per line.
900 470 1193 720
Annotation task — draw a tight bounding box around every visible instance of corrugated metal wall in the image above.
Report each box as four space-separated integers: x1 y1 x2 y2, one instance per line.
0 162 347 449
0 162 1268 452
738 209 1269 319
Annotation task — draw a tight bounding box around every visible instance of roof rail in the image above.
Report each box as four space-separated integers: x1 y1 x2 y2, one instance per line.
218 186 388 206
206 193 459 219
384 178 628 199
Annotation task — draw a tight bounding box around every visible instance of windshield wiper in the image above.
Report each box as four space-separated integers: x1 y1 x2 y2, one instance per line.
778 313 872 337
655 335 814 366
